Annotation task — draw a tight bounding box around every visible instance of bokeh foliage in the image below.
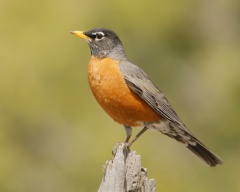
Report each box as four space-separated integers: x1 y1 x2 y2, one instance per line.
0 0 240 191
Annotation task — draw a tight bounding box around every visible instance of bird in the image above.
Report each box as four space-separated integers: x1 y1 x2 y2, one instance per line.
70 28 224 166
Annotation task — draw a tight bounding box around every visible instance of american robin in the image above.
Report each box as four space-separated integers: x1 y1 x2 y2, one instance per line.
70 28 223 166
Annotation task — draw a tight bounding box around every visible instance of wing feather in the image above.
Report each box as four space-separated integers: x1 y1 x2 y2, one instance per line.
119 61 190 133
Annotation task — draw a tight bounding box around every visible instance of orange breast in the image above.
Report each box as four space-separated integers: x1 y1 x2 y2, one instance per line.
88 56 160 127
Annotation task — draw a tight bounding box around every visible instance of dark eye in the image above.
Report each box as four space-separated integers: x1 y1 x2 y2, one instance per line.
96 32 104 40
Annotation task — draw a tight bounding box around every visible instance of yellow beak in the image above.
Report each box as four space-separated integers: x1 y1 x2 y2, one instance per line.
70 31 92 42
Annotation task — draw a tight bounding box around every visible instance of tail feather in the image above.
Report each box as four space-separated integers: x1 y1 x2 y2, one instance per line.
170 133 224 166
153 120 224 166
187 141 224 167
171 133 224 166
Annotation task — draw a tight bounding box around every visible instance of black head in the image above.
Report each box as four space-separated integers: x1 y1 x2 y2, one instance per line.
71 28 126 60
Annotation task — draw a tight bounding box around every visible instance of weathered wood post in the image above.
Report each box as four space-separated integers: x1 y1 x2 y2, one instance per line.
98 143 156 192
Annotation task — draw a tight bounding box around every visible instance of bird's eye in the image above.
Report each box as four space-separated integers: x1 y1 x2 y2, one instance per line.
95 32 104 40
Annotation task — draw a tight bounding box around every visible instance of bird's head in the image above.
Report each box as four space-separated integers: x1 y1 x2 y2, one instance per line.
70 28 126 60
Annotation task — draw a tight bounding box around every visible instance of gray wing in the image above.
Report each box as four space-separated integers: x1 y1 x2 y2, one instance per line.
119 61 191 133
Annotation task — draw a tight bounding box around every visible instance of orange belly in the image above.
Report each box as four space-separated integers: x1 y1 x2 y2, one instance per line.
88 56 160 127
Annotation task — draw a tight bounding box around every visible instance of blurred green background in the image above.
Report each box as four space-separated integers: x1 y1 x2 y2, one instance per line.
0 0 240 191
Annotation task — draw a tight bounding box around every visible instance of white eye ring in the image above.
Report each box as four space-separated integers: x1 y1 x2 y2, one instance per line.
94 32 105 40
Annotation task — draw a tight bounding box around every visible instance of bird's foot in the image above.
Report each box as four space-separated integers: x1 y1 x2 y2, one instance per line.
112 142 130 156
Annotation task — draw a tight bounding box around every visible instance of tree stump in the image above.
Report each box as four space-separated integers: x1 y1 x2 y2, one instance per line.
98 143 156 192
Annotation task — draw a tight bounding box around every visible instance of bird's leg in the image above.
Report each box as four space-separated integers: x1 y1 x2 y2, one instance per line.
112 125 132 155
124 125 132 143
127 126 148 147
